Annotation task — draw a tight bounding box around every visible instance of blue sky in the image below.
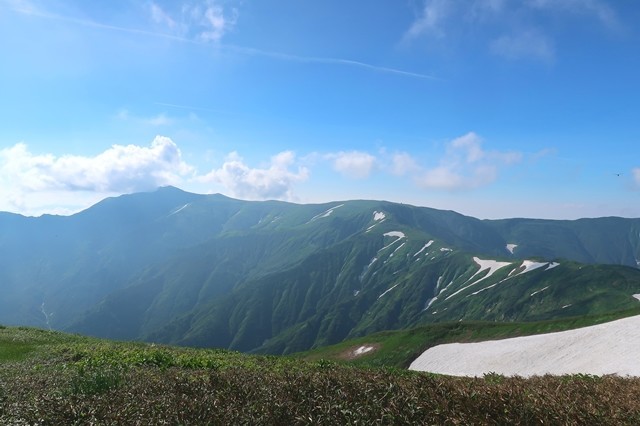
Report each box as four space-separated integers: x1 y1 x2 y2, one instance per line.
1 0 639 219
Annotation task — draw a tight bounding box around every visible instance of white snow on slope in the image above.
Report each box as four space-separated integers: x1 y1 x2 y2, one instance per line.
530 286 550 297
471 260 557 296
423 297 437 311
546 262 560 270
353 345 374 356
409 314 640 377
634 294 640 302
378 231 406 252
373 211 386 221
506 243 518 254
384 231 405 239
168 203 190 216
414 241 434 257
378 283 399 299
390 242 405 257
517 260 548 274
445 258 512 300
440 247 452 252
308 204 344 222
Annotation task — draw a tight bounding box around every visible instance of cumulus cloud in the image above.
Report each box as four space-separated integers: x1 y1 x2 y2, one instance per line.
0 136 193 193
416 132 522 190
328 151 377 179
199 151 309 200
390 152 420 176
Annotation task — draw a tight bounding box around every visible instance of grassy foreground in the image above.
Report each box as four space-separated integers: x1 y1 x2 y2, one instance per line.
2 325 640 424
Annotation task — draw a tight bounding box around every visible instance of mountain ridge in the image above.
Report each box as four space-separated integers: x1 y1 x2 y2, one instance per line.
2 186 640 354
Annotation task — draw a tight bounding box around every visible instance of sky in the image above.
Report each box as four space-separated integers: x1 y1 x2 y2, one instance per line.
1 0 639 219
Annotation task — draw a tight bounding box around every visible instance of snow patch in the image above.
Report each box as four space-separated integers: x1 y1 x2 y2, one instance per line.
378 283 399 299
470 260 551 296
530 286 550 297
384 231 406 239
435 275 443 291
308 204 344 222
506 243 518 254
562 304 572 309
634 294 640 302
353 345 374 356
414 240 434 257
546 262 560 270
445 258 511 300
359 257 378 281
423 297 437 311
169 203 190 216
353 290 360 297
378 232 406 252
409 314 640 377
373 211 386 221
389 242 405 258
518 260 548 275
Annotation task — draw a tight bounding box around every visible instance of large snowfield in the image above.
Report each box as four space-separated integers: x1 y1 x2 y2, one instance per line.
409 314 640 377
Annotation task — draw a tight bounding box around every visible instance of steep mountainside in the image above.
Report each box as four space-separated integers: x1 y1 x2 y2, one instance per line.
2 186 640 354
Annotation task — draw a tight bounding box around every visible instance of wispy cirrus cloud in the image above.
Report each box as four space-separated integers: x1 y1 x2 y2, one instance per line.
148 1 238 43
404 0 622 61
115 109 177 126
4 1 435 81
404 0 451 40
528 0 621 30
490 30 554 62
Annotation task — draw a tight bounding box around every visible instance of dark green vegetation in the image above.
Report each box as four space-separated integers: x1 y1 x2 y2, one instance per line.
2 186 640 355
2 326 640 425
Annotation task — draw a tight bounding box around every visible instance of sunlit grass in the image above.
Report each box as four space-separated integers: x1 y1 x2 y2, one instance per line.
1 324 640 424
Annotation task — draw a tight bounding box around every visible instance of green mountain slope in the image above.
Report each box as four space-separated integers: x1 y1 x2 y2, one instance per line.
2 186 640 355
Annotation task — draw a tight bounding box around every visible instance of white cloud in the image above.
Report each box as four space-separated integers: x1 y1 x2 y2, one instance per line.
490 30 555 62
328 151 376 179
0 136 193 193
149 2 176 29
145 113 174 126
404 0 620 60
115 109 176 126
390 152 419 176
633 168 640 188
199 151 309 200
527 0 621 30
404 0 451 40
416 132 521 190
145 1 238 42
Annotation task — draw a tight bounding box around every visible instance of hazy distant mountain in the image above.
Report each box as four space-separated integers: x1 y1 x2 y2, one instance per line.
2 186 640 354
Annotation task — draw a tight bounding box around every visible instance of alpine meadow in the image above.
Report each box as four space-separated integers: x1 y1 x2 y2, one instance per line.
2 0 640 423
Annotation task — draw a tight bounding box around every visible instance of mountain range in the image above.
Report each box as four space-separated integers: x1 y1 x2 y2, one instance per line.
2 186 640 354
